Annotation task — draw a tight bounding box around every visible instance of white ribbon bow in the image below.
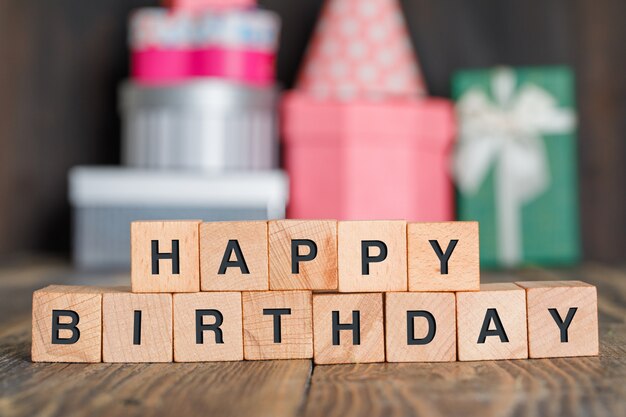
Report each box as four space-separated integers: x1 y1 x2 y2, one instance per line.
453 67 576 267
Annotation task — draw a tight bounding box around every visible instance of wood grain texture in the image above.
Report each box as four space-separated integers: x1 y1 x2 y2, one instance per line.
269 220 338 290
131 220 201 293
200 221 269 291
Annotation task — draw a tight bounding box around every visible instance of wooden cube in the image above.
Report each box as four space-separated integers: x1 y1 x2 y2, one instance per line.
269 220 337 290
456 283 528 361
312 293 385 364
516 281 599 358
385 292 456 362
102 289 173 362
200 221 268 291
131 220 201 293
173 292 243 362
408 221 479 292
337 221 407 292
242 291 313 360
32 285 107 362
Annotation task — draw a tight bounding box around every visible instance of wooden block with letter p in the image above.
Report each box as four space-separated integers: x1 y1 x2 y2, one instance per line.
242 291 313 360
173 292 243 362
516 280 599 358
102 288 173 362
312 293 385 364
131 220 200 293
337 221 407 292
456 283 528 361
200 221 268 291
269 219 337 290
408 221 479 292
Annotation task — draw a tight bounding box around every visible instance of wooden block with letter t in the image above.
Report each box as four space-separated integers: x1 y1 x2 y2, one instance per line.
408 221 479 292
385 292 456 362
173 292 243 362
242 291 313 360
516 281 599 358
312 293 385 364
102 289 173 362
131 220 200 293
200 221 268 291
337 221 407 292
456 283 528 361
269 219 337 290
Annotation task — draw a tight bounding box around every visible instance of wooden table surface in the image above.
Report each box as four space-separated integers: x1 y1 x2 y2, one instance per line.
1 257 625 417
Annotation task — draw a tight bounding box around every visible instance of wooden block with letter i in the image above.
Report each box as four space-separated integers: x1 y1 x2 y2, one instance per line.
408 221 479 292
173 292 243 362
456 283 528 361
516 281 599 358
102 288 173 362
385 292 456 362
131 220 200 293
269 220 337 290
338 221 407 292
200 221 269 291
313 293 385 364
242 291 312 360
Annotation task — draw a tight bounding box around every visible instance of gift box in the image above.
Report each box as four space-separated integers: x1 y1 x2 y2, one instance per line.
452 66 580 267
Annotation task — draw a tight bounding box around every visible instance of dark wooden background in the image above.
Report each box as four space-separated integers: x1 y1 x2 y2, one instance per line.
0 0 624 262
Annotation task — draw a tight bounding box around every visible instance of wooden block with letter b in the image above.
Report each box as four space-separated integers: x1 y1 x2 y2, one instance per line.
408 221 479 292
516 280 599 358
269 220 337 290
456 283 528 361
102 288 173 362
173 292 243 362
242 291 313 360
200 221 269 291
385 292 456 362
337 221 407 292
312 293 385 364
131 220 201 293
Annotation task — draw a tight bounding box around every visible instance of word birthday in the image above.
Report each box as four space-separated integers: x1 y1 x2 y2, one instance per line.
32 220 599 364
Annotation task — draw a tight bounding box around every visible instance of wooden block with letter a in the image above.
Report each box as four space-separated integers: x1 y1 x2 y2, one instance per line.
200 221 268 291
102 288 173 362
173 292 243 362
516 280 599 358
337 221 407 292
131 220 200 293
408 221 479 292
242 291 313 360
312 293 385 364
385 292 456 362
456 283 528 361
269 220 337 290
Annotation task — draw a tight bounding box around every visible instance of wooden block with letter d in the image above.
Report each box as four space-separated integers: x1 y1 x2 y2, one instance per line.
269 219 337 290
173 292 243 362
242 291 313 360
337 221 407 292
408 221 479 292
456 283 528 361
312 293 385 364
131 220 200 293
385 292 456 362
516 281 599 358
200 221 269 291
102 288 173 362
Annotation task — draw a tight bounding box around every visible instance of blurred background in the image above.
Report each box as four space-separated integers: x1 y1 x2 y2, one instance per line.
0 0 624 267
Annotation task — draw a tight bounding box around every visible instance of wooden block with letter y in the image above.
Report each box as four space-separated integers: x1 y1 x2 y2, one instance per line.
408 221 479 292
516 281 599 358
131 220 200 293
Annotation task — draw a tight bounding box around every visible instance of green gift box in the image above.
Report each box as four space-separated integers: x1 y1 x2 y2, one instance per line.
452 66 580 268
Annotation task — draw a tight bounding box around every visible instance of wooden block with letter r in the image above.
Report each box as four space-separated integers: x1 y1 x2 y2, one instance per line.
516 280 599 358
131 220 200 293
408 221 479 292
